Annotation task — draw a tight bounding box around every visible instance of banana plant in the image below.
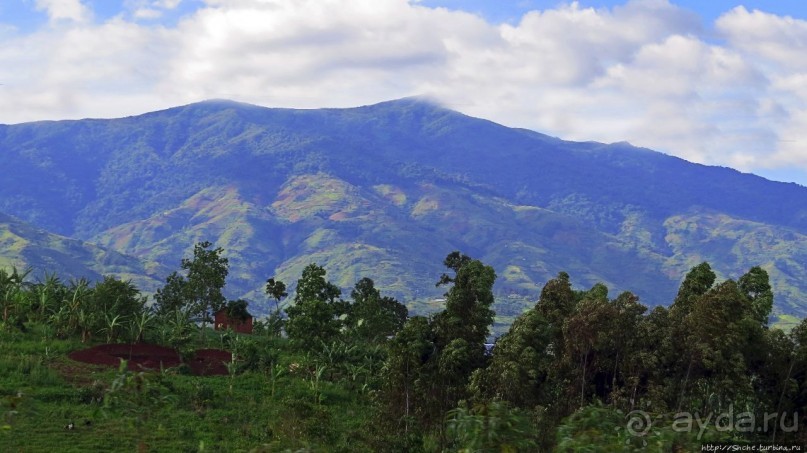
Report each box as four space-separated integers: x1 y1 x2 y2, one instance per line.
309 363 328 406
128 309 154 344
0 267 32 326
100 313 124 343
32 273 63 323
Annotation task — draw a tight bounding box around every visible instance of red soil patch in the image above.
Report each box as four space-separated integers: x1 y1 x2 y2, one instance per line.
68 344 230 376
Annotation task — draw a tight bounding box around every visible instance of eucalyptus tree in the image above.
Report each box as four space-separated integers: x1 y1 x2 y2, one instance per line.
432 251 496 368
739 266 774 327
379 316 436 433
346 277 407 343
562 289 611 409
678 265 774 416
596 291 646 407
264 277 288 337
420 251 498 441
675 276 763 412
624 305 671 412
470 307 553 409
666 262 717 411
534 271 577 357
670 262 716 319
285 263 345 351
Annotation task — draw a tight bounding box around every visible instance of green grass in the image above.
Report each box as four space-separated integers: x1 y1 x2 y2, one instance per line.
772 314 802 332
0 325 381 452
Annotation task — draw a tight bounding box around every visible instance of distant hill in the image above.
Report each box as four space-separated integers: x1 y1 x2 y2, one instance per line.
0 98 804 324
0 212 165 291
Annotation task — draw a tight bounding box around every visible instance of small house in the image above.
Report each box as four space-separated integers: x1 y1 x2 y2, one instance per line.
214 300 253 334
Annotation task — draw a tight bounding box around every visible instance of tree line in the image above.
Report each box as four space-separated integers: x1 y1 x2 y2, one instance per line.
1 242 805 450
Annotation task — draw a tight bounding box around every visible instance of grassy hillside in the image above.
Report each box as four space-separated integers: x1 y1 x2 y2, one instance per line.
0 212 164 291
0 326 382 452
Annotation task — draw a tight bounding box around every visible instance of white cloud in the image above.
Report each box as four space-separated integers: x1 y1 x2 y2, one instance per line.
126 0 184 20
717 6 807 71
35 0 90 23
714 6 807 170
134 8 163 19
2 0 807 185
157 0 182 8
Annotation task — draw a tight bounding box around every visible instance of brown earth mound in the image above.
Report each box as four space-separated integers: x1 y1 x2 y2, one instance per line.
68 344 231 376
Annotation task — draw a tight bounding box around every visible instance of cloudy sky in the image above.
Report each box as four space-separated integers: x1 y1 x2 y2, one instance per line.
2 1 807 186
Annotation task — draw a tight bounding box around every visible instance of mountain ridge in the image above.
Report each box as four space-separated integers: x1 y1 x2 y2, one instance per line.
0 211 165 291
0 98 804 324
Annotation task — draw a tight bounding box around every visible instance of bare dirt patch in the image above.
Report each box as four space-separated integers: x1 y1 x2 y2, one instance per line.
68 344 230 376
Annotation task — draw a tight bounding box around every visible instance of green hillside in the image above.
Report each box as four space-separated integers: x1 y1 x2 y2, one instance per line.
0 212 164 291
0 98 805 323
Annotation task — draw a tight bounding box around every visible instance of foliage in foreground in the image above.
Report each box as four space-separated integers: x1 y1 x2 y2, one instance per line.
1 243 806 451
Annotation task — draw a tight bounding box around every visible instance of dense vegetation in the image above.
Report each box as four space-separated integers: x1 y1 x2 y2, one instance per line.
1 99 806 323
1 242 805 451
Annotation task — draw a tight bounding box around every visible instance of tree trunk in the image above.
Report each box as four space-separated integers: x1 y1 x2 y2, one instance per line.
772 358 795 443
611 350 620 405
677 358 693 412
580 349 589 408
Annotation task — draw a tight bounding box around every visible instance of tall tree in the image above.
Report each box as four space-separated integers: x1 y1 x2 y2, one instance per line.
739 266 774 327
470 307 553 409
667 262 717 410
346 277 408 343
679 279 754 411
379 316 436 434
670 262 716 318
182 241 229 333
430 251 497 442
265 277 288 312
599 291 646 407
264 277 288 337
433 251 496 357
285 263 345 350
535 271 577 362
153 271 189 317
563 294 610 409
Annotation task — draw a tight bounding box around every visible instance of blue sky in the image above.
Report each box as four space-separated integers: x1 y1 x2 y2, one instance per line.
0 0 203 30
420 0 807 25
1 0 807 186
5 1 806 29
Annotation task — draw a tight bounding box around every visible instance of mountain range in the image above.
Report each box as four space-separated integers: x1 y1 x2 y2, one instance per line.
0 98 804 328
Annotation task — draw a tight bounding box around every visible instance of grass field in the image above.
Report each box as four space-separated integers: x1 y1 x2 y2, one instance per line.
0 324 381 452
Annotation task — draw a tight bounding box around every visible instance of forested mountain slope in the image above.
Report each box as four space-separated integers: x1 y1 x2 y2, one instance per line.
0 98 804 320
